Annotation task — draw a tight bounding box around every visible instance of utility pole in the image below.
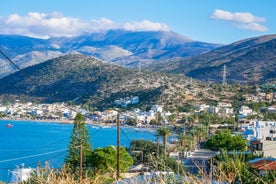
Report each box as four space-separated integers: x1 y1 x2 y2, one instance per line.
79 144 83 184
117 112 120 180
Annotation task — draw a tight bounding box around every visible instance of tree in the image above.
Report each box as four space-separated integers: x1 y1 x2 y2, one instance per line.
191 125 207 148
156 112 163 124
156 127 171 155
91 146 133 174
64 113 93 175
197 112 212 136
126 117 137 126
167 114 177 124
177 132 193 158
129 140 164 164
182 114 197 128
205 131 247 151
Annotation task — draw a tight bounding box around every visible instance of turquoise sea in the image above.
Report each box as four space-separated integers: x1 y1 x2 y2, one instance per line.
0 120 156 182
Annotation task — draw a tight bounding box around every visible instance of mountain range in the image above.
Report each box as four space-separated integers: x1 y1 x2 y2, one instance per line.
0 29 275 104
1 32 275 108
0 30 220 79
147 34 276 84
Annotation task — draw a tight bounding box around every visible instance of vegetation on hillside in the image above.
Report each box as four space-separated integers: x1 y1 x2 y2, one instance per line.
147 34 276 84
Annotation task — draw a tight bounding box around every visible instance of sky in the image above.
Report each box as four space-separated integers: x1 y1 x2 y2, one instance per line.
0 0 275 44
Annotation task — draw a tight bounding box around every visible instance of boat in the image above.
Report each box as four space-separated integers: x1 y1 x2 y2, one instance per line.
5 123 14 128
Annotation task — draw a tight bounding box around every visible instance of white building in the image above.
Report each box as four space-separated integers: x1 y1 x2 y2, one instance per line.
0 106 6 112
207 106 233 116
239 106 255 116
217 102 232 108
242 120 276 141
194 104 210 113
151 105 163 113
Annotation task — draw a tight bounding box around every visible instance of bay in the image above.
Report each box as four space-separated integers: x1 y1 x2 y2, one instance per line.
0 120 156 182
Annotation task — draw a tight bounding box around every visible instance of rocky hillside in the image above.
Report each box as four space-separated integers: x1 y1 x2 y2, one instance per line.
0 54 233 110
148 34 276 84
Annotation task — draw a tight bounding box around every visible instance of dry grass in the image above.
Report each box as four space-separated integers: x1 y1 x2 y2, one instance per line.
21 155 276 184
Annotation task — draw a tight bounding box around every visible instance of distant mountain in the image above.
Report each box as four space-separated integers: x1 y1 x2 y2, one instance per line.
0 30 220 78
148 34 276 84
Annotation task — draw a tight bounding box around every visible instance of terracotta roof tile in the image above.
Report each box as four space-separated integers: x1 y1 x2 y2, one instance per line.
250 159 276 171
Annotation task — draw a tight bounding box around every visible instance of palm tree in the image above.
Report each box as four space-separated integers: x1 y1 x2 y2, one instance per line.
187 114 197 128
191 125 207 149
156 127 171 155
167 113 177 124
177 132 192 158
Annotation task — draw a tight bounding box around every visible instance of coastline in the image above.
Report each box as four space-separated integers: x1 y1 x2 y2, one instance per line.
0 118 157 131
0 117 74 124
0 118 117 127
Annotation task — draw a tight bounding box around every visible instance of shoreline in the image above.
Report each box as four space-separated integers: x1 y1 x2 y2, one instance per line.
1 118 118 127
0 117 74 124
0 118 157 131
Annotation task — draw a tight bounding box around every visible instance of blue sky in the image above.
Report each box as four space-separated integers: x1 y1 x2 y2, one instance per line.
0 0 275 44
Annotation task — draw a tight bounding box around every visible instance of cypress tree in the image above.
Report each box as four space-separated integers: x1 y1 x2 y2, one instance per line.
64 113 93 175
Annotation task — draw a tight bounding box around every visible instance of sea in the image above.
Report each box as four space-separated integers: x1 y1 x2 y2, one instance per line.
0 120 157 182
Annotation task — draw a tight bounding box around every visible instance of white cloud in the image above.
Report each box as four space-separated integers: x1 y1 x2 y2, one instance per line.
123 20 170 32
211 9 268 32
0 12 170 38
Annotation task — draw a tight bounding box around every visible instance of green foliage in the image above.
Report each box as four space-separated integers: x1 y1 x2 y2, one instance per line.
129 140 164 164
126 117 137 126
177 132 194 158
149 155 185 175
64 113 93 175
156 127 172 154
177 103 193 112
167 114 177 124
191 125 208 145
248 102 267 112
0 112 7 118
91 146 133 173
263 112 276 121
156 112 163 124
214 150 258 183
149 119 160 125
205 131 247 151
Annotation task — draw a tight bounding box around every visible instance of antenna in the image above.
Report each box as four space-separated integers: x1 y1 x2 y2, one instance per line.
222 65 227 85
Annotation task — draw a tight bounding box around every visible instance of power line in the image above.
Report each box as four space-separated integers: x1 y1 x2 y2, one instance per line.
0 49 79 113
0 50 22 72
22 151 67 169
0 50 41 87
0 148 67 163
120 128 132 144
1 136 70 161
